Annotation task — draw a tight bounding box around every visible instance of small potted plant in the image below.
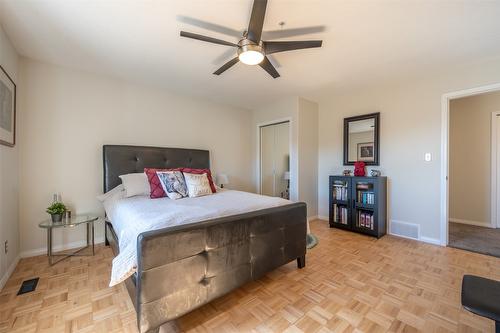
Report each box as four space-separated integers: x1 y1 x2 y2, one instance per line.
46 202 67 222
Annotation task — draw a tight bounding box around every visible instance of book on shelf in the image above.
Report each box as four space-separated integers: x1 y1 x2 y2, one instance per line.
333 203 348 225
356 190 375 205
357 211 374 230
332 183 348 201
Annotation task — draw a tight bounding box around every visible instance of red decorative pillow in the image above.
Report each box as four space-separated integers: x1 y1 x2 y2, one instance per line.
144 168 181 198
181 168 216 193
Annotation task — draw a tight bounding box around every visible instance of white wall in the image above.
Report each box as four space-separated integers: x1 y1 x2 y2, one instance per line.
18 59 254 256
0 24 20 289
449 91 500 226
313 57 500 242
298 98 318 217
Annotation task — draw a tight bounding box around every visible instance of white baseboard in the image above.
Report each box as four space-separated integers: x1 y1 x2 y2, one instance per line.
20 237 105 258
419 236 441 245
0 255 20 291
449 218 494 228
317 215 328 221
307 215 319 222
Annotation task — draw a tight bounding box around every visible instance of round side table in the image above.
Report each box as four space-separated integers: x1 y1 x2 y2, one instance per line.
38 215 99 266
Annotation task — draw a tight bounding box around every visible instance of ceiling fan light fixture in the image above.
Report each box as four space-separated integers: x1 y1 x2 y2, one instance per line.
238 43 264 65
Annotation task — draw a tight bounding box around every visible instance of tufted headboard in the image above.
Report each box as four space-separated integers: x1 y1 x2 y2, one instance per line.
103 145 210 193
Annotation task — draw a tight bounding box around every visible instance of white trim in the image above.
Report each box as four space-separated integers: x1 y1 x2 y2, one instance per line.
0 256 20 291
449 218 494 228
317 215 329 221
419 236 441 246
256 118 293 197
492 111 500 229
441 82 500 246
20 237 105 258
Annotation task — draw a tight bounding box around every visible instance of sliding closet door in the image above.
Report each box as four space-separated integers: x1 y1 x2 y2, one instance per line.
260 122 290 197
260 125 275 196
274 122 290 197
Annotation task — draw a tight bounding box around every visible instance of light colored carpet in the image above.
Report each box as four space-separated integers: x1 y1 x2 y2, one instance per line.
449 222 500 258
306 233 318 249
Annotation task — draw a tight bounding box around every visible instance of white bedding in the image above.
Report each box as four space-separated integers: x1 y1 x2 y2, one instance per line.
103 189 291 286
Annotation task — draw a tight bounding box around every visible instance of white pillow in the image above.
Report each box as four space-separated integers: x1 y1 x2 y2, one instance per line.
183 172 213 198
97 184 125 202
119 173 150 198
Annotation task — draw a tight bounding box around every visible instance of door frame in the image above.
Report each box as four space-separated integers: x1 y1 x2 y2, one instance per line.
440 82 500 246
491 111 500 229
256 118 292 197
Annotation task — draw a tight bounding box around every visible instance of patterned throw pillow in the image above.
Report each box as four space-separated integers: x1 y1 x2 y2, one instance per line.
156 170 188 200
181 168 216 193
183 172 213 198
144 168 181 199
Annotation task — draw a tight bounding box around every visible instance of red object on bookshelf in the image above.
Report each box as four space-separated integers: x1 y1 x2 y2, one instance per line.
354 161 366 176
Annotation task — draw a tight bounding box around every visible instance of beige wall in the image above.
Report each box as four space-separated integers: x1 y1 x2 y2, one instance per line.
298 98 318 217
18 59 254 256
449 91 500 226
312 57 500 242
0 24 19 289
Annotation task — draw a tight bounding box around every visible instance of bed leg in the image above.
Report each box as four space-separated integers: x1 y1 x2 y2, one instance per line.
105 223 110 246
297 255 305 269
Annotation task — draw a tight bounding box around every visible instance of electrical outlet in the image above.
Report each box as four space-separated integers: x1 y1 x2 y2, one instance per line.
4 240 8 254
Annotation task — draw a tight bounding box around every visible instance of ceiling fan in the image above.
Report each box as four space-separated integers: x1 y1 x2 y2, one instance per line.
179 0 323 78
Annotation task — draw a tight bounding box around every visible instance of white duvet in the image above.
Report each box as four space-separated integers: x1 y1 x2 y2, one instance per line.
102 189 291 286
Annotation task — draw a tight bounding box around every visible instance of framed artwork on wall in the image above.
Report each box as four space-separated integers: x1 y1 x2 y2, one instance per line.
0 64 16 147
357 142 374 162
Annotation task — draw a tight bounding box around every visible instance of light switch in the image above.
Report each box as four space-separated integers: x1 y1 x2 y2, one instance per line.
424 153 432 162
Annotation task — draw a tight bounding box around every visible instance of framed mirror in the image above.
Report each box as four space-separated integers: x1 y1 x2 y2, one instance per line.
343 112 380 165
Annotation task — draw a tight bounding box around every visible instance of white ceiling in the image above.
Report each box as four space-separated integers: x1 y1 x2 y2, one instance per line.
1 0 500 109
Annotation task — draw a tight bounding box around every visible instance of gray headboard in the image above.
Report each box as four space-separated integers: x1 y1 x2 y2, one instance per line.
103 145 210 192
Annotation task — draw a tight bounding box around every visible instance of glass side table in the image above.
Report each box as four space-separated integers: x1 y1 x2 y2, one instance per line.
38 215 99 266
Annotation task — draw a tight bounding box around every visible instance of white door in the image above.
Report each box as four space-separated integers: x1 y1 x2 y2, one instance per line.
496 114 500 228
260 125 275 196
260 122 290 197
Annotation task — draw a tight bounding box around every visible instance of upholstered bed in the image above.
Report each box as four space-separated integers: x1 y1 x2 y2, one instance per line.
102 145 307 333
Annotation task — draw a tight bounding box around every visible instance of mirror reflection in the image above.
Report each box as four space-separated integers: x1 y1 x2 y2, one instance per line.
348 118 375 163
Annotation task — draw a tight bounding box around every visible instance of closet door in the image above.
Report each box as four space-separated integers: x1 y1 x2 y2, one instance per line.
274 122 290 197
260 122 290 197
260 125 275 196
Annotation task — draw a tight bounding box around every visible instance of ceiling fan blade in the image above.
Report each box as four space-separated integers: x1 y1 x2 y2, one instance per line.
259 56 280 78
180 31 238 47
262 26 326 40
177 15 242 38
263 40 322 55
267 55 281 68
247 0 267 43
213 48 238 65
213 57 240 75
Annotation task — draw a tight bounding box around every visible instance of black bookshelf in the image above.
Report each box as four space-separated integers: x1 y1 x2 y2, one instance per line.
329 175 387 238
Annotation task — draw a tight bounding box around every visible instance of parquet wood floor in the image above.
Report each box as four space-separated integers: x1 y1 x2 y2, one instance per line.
1 220 499 333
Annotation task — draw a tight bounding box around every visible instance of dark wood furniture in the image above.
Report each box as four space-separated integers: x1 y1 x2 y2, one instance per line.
462 275 500 333
329 175 387 238
103 145 307 333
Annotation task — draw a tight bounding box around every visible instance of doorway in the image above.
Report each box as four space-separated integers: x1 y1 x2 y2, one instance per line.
447 90 500 257
260 121 290 198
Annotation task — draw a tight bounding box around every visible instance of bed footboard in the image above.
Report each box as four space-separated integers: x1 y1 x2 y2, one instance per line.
134 202 307 333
